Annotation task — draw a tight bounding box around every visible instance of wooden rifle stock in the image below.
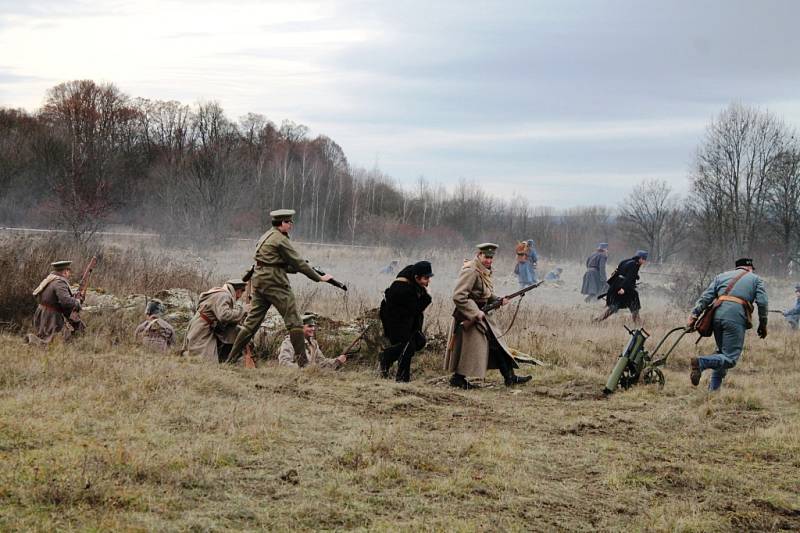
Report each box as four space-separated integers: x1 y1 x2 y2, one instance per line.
460 280 544 329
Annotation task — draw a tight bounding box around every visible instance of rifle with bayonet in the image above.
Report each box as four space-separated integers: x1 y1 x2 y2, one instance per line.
458 280 544 330
340 324 371 357
68 256 97 330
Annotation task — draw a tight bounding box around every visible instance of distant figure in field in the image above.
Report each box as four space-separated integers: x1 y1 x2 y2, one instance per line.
134 299 175 352
544 267 563 282
594 250 647 324
526 239 539 283
379 260 400 275
278 313 347 369
183 279 247 363
513 241 534 289
581 243 609 302
28 260 84 345
687 257 768 391
780 284 800 330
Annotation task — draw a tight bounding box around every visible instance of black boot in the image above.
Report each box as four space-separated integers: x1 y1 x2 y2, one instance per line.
449 373 474 389
497 355 531 387
395 344 414 383
379 350 391 378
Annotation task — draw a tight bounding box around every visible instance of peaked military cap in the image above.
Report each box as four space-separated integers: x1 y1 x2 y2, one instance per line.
476 243 499 257
598 242 609 250
270 209 295 222
635 250 649 259
301 312 318 325
735 257 754 268
226 278 247 288
51 260 72 270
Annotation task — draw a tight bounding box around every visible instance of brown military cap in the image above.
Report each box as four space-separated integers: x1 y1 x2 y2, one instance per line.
51 260 72 271
226 279 247 289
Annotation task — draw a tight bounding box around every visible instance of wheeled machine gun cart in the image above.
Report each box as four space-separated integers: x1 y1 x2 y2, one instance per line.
603 326 689 394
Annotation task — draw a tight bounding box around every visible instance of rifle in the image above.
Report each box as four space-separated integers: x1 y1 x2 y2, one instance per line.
460 280 544 329
76 256 97 303
340 324 371 356
67 256 96 329
312 266 347 291
769 309 786 314
240 264 257 369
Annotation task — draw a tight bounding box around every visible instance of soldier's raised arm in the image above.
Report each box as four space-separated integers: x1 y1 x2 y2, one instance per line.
278 238 323 282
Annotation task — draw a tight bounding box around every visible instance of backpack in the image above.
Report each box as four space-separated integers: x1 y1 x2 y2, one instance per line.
515 241 529 263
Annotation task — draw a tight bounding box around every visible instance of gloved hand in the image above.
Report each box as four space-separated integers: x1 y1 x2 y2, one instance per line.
686 314 697 330
757 320 768 339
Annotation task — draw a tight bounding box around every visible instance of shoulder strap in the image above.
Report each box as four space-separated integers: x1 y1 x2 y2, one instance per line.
724 269 749 296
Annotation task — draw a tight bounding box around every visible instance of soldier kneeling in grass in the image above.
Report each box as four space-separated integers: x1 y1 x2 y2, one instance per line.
278 313 346 369
134 299 175 352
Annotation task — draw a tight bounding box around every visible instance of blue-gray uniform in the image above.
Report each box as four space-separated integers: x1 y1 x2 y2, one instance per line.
690 267 768 390
784 297 800 329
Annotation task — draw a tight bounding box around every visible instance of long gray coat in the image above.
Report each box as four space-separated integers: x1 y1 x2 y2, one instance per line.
581 251 608 296
443 258 517 378
183 284 245 362
31 273 82 343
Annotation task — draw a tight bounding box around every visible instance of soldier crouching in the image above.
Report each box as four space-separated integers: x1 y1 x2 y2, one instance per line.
28 260 84 345
444 243 532 389
134 299 175 352
183 279 247 363
278 313 346 369
378 260 434 382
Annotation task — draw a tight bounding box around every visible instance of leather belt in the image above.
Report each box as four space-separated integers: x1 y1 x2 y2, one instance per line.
718 294 754 313
256 260 286 268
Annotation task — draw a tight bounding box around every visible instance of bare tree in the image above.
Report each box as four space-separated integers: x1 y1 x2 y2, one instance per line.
618 179 689 263
766 148 800 273
690 103 792 262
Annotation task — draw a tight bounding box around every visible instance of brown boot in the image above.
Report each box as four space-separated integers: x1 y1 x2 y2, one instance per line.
690 357 701 386
289 328 308 367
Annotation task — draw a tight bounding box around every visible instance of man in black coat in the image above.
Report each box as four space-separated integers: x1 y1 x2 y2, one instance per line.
379 261 434 382
594 250 647 324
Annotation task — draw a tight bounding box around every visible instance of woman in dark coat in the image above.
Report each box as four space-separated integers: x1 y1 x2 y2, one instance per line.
581 243 609 302
594 250 647 323
379 261 433 382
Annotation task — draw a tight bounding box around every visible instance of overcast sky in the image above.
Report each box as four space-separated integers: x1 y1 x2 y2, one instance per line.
2 0 799 207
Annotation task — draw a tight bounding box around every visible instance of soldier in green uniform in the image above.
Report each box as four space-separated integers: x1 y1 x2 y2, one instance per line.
226 209 334 366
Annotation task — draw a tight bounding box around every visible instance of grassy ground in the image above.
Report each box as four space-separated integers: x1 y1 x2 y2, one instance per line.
2 301 799 531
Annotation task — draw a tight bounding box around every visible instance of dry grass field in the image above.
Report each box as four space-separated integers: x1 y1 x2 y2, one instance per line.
1 243 799 531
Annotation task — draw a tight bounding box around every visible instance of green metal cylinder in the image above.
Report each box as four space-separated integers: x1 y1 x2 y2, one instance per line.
604 354 630 394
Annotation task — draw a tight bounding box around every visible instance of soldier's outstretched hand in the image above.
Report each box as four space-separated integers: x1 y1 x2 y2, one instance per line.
320 274 333 282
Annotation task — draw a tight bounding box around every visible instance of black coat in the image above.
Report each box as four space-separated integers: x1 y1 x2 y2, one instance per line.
606 257 641 309
379 265 432 344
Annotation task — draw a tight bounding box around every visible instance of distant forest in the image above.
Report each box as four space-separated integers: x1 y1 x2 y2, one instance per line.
1 80 799 275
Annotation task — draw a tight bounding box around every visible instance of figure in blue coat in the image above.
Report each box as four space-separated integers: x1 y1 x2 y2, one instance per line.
687 257 769 391
782 284 800 330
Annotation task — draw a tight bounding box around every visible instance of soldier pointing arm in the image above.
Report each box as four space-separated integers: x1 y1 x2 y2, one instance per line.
226 209 335 367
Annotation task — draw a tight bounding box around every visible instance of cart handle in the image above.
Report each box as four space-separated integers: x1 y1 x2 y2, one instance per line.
650 326 690 366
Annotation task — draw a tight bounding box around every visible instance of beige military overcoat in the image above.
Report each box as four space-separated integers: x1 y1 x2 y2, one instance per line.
277 336 342 369
134 318 176 352
183 283 245 362
31 273 82 343
443 258 517 378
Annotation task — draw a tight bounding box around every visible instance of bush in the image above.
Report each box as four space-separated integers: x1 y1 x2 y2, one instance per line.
0 235 211 330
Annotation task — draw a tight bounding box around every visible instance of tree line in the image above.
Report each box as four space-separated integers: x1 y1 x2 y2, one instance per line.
1 80 799 275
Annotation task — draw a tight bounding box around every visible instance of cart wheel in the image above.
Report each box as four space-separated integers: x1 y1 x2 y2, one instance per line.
642 367 665 389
